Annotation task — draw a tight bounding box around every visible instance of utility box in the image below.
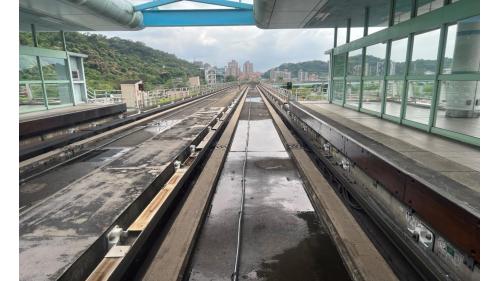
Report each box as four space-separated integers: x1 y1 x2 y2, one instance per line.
120 80 144 109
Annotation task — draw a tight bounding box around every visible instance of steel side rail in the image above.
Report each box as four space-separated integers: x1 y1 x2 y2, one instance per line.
140 87 249 281
84 87 248 281
259 83 480 265
257 86 398 281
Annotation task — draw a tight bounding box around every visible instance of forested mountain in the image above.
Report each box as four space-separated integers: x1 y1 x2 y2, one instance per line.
263 60 329 78
19 32 202 90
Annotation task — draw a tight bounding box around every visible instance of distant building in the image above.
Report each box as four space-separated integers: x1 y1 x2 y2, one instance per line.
243 61 254 75
308 73 319 81
298 69 309 82
225 60 240 77
188 76 200 87
193 60 204 68
270 68 292 82
204 66 217 85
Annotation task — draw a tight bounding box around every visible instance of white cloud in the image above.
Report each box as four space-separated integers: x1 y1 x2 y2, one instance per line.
96 1 333 72
96 26 333 72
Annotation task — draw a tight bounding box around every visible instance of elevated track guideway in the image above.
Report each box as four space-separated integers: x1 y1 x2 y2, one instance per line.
19 85 477 281
81 85 412 281
19 85 244 281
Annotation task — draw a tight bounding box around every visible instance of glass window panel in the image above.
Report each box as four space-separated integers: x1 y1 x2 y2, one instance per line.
19 32 34 46
45 83 72 107
40 57 68 81
364 43 387 77
405 80 434 124
435 81 479 137
333 54 347 77
345 81 361 107
332 80 345 103
350 27 364 42
410 29 441 75
37 32 64 50
368 4 390 35
394 0 412 25
389 38 408 76
337 28 347 46
362 80 384 112
347 49 363 76
417 0 444 16
19 83 46 113
442 16 480 74
70 57 83 81
385 81 404 116
19 55 41 81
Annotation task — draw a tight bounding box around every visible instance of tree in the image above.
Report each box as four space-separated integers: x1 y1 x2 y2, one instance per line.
225 75 237 82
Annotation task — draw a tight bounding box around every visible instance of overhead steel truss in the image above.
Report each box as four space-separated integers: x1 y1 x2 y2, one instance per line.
135 0 255 27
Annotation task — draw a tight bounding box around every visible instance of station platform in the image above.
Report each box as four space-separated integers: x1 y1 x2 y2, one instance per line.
297 101 479 192
19 103 127 139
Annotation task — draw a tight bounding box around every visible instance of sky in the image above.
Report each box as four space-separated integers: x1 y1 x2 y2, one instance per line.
96 27 334 72
94 0 335 72
94 0 444 72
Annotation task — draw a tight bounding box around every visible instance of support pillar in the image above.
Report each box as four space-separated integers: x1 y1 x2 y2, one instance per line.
446 16 480 118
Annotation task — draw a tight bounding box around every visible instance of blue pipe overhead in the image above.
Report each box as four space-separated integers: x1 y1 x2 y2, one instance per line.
142 9 255 26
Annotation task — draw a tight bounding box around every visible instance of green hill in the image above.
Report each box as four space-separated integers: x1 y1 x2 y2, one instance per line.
263 60 329 79
19 32 202 90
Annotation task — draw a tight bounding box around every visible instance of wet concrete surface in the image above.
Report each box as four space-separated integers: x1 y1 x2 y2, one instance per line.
187 89 350 281
19 90 239 281
19 93 229 210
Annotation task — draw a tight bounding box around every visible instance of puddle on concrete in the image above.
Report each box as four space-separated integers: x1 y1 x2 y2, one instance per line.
246 211 350 281
145 119 182 134
246 97 262 103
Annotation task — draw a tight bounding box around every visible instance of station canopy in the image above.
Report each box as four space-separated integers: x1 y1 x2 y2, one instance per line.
20 0 390 31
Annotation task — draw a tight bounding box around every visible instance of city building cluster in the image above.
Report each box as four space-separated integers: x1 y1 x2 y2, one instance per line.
270 68 322 82
193 59 261 84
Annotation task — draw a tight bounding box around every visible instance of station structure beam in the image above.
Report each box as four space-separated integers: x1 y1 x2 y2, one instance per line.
135 0 254 27
142 9 255 26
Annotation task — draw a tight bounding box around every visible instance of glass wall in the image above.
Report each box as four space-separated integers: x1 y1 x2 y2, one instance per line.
327 1 480 144
394 0 413 25
333 54 347 77
405 80 434 124
368 3 390 34
385 81 404 117
362 80 384 112
350 27 365 42
19 31 87 113
347 49 363 76
435 15 480 138
417 0 445 16
345 81 361 107
332 80 345 104
409 29 440 75
362 42 387 113
388 38 408 76
337 28 348 46
364 43 387 77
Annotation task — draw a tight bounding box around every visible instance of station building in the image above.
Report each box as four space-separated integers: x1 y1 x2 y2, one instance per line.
19 28 89 114
256 0 479 146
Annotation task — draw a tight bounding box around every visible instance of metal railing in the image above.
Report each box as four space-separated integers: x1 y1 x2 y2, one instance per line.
86 89 124 104
261 82 329 102
87 82 238 110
